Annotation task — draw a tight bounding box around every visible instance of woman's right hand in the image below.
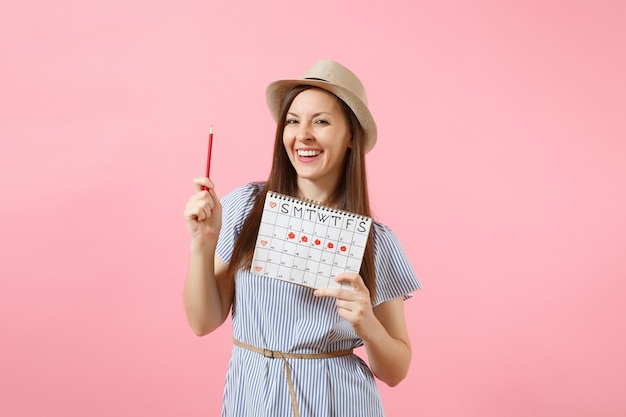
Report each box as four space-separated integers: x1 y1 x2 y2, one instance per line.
183 178 223 248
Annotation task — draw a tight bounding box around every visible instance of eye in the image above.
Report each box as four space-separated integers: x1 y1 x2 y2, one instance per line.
285 118 299 125
314 119 329 125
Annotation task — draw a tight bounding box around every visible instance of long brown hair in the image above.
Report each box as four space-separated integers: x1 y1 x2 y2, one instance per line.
227 85 377 299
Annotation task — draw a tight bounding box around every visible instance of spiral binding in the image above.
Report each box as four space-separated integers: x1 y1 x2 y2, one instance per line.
267 190 370 221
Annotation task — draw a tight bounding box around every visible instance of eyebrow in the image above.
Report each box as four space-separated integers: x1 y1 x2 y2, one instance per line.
286 111 333 118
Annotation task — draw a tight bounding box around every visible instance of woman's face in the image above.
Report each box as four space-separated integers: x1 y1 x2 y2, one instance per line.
282 88 352 191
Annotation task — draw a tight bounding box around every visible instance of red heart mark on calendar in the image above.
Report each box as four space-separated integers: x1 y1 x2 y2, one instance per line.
288 232 295 239
301 235 308 243
327 242 334 249
269 201 277 208
260 240 268 246
255 266 262 272
340 245 347 252
315 239 321 246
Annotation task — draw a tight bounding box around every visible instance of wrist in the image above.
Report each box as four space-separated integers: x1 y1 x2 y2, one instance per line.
190 239 217 254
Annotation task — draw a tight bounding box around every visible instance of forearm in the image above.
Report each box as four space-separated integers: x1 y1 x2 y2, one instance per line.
362 320 412 387
183 244 229 336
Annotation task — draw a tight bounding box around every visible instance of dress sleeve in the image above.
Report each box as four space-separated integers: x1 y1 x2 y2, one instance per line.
215 183 261 263
371 222 422 306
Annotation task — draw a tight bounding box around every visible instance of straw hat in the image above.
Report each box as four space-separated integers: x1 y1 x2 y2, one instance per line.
266 59 377 153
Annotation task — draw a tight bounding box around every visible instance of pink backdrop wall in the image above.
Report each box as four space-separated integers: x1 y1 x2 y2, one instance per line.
2 1 625 416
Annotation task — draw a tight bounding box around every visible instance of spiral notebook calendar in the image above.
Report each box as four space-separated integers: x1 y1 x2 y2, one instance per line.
251 191 372 290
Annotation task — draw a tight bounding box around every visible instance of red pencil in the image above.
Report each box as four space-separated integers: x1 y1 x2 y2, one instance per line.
206 125 214 178
202 126 213 191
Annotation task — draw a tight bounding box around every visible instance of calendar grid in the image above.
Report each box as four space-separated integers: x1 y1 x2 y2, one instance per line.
252 191 372 290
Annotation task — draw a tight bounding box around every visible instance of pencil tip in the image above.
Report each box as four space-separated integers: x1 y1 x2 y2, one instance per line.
210 125 213 134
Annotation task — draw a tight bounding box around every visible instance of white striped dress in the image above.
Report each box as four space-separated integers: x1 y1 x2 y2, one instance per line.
216 183 421 417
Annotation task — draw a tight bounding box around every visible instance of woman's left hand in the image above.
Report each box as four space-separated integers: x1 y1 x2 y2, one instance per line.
316 272 412 386
314 272 376 340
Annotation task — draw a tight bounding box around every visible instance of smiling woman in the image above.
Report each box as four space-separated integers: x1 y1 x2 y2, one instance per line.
182 59 421 417
282 88 353 202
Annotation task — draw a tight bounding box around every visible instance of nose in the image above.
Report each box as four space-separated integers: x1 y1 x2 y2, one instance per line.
295 123 313 142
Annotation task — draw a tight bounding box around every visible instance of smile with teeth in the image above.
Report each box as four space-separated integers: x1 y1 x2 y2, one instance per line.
297 149 322 157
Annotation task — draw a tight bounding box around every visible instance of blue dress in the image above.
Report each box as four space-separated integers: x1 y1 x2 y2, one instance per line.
216 183 421 417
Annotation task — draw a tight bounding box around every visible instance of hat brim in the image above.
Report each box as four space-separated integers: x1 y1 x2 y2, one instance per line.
266 79 377 153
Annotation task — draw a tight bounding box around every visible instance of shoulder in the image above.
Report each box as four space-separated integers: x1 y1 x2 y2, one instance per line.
371 221 401 249
370 220 422 304
221 182 264 205
216 183 265 261
220 182 265 228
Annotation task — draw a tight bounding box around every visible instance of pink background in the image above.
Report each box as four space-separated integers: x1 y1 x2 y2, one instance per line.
2 0 625 416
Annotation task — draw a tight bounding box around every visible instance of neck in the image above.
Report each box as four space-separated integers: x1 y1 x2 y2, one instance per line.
296 180 336 207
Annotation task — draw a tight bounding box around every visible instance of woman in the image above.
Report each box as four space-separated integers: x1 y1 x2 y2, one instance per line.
183 59 421 417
